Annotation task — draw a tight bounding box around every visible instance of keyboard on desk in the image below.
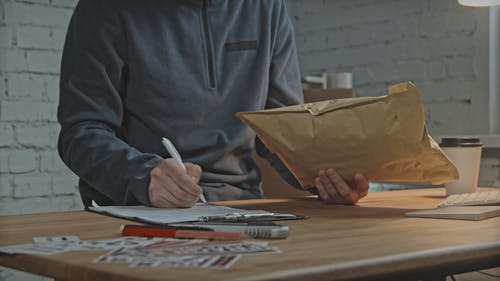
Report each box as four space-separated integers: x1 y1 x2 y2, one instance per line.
439 190 500 207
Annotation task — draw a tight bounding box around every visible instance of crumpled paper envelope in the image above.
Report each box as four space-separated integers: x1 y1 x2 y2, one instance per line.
237 82 458 188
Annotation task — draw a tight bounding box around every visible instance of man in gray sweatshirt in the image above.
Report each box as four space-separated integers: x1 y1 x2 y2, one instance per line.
58 0 368 208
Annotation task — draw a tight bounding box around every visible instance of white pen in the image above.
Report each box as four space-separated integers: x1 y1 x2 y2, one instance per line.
161 137 207 203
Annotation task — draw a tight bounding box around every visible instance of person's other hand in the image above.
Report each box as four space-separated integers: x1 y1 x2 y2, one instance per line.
315 168 368 204
148 158 203 208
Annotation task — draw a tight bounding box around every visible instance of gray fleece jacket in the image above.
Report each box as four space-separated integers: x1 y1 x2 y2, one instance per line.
58 0 305 207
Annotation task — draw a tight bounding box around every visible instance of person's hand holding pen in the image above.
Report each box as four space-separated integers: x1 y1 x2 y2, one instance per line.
148 138 206 208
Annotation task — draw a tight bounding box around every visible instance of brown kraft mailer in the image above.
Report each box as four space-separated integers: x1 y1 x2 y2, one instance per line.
237 82 458 188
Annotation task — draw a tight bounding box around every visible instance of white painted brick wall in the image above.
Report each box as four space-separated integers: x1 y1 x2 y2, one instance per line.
0 123 14 146
12 174 52 197
51 173 78 195
0 101 57 121
0 0 81 224
8 149 37 173
0 26 13 48
15 123 59 147
0 174 12 197
6 73 45 98
16 26 53 49
0 150 9 173
0 0 79 278
39 150 67 172
4 1 72 27
0 49 27 72
289 0 491 135
25 50 61 73
45 75 59 101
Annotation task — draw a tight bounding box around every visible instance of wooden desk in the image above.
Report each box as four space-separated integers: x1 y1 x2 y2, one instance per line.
0 188 499 281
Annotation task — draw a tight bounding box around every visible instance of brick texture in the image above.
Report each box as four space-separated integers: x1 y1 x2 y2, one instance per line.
288 0 490 135
0 0 82 224
1 0 84 278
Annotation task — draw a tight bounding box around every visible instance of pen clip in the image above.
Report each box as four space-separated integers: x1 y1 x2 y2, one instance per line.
197 213 297 222
198 213 242 222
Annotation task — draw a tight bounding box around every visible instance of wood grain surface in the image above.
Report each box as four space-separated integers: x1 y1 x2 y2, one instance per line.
0 188 499 281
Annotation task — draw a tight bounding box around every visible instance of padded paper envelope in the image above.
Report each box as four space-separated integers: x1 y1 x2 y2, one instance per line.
237 82 458 188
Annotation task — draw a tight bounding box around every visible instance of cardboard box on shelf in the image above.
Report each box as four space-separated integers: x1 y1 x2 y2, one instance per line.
303 88 355 103
255 152 311 198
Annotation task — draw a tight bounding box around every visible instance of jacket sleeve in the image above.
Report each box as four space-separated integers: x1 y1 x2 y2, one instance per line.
57 0 162 206
256 0 318 195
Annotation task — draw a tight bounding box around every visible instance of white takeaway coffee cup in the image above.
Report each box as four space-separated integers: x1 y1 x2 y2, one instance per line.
440 137 482 196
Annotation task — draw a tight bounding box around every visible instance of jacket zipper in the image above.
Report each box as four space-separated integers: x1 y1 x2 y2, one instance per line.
202 0 216 89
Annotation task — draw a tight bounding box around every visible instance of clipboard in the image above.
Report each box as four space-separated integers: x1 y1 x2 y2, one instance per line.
87 201 305 226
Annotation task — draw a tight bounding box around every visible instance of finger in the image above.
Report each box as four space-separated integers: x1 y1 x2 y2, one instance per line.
326 169 356 204
153 173 198 207
149 181 179 208
149 166 175 208
318 170 338 198
171 174 203 198
154 188 179 208
185 163 202 183
161 159 202 197
149 183 171 208
161 175 199 207
150 162 198 207
315 177 329 201
354 173 369 198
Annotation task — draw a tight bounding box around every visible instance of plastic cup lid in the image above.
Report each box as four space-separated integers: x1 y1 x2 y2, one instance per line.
440 137 482 147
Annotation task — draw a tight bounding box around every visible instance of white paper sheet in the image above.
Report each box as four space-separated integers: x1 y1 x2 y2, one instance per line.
88 202 276 224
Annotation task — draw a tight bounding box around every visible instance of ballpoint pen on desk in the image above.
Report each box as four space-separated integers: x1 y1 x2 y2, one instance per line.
120 224 247 240
170 221 290 239
161 137 207 203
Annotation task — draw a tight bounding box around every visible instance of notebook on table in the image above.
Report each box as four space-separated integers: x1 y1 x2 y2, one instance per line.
405 190 500 221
